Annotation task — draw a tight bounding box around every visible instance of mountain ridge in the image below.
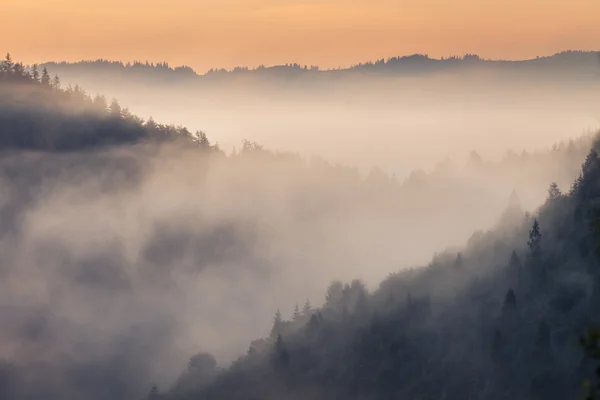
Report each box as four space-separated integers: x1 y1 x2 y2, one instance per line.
37 50 600 82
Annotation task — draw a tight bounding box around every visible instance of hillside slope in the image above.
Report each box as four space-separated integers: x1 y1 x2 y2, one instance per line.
167 139 600 400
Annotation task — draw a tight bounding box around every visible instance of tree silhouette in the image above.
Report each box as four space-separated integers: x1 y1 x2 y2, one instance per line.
548 182 562 200
41 67 50 86
302 299 312 316
292 303 300 321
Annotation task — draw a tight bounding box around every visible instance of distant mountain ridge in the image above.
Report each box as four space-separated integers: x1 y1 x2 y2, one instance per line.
38 50 600 83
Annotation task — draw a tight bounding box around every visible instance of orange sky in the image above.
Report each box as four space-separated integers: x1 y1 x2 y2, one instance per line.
2 0 600 73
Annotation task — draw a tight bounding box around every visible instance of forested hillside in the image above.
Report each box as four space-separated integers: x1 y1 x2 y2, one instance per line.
1 52 599 400
163 140 600 400
0 53 214 152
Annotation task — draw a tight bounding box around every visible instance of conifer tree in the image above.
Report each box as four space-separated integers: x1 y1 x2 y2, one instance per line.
41 67 50 86
528 219 542 265
31 64 40 83
52 74 60 89
302 299 312 316
454 252 462 269
109 98 122 117
502 289 517 317
547 182 562 200
2 53 13 75
292 303 301 321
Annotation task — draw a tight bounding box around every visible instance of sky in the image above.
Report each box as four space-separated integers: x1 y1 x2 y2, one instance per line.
2 0 600 73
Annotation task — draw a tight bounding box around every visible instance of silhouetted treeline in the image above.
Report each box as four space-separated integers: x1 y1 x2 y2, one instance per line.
40 50 600 85
0 53 216 151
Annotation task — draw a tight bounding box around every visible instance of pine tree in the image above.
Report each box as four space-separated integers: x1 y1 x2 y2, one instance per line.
325 280 343 310
527 219 547 286
92 94 107 113
270 309 283 340
509 250 521 270
109 98 122 117
547 182 562 200
31 64 40 83
302 299 312 316
2 53 14 75
508 250 522 287
41 67 50 86
273 334 290 368
502 289 517 317
454 252 462 269
355 288 369 316
581 325 600 399
292 303 301 321
12 62 26 79
406 293 413 309
307 313 319 332
52 74 61 89
528 219 542 260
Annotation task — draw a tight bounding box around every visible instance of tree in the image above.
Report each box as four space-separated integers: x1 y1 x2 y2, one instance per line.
302 299 312 316
109 98 122 117
509 250 521 270
194 130 211 148
12 63 26 79
92 95 108 113
454 252 462 269
547 182 562 200
292 303 301 321
273 334 290 369
355 287 369 316
501 289 517 317
2 53 14 75
527 218 547 287
188 352 217 372
507 250 522 287
307 313 320 333
31 64 40 83
528 219 542 260
325 280 344 310
52 74 61 89
41 67 50 86
175 352 219 393
580 325 600 400
270 309 283 339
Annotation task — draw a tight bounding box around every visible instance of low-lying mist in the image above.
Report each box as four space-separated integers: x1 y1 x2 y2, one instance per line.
44 61 600 176
0 131 591 399
1 53 598 399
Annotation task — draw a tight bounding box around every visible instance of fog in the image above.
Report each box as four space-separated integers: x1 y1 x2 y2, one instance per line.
0 137 590 399
45 64 600 176
1 58 598 399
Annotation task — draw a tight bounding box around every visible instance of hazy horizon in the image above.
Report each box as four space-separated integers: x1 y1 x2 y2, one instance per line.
17 49 600 76
4 0 600 73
